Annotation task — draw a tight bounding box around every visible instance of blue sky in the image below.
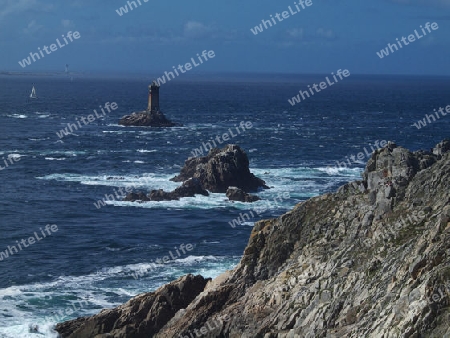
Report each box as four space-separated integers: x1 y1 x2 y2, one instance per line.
1 0 449 75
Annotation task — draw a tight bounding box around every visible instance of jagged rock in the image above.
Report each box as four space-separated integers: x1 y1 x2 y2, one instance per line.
172 144 268 193
59 140 450 338
148 178 209 201
118 111 176 127
55 274 210 338
123 145 265 202
361 141 449 218
123 191 150 202
433 139 450 158
226 187 260 202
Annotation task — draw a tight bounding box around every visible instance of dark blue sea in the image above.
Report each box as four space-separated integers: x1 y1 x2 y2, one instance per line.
0 73 449 337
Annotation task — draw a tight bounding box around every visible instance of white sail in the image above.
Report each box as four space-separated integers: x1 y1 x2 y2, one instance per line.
30 86 37 99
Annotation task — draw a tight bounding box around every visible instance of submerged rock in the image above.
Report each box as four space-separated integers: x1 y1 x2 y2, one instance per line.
118 110 176 127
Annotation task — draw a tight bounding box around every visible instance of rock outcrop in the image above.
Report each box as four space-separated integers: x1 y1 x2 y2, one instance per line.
226 186 260 202
124 144 267 202
123 192 150 202
118 110 176 127
58 140 450 338
55 274 209 338
124 178 209 202
172 144 268 193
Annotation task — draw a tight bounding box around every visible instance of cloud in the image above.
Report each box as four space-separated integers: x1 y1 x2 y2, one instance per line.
183 21 215 39
287 28 304 40
0 0 37 19
22 19 43 35
316 28 336 40
278 27 337 47
98 20 238 45
0 0 53 20
61 19 74 29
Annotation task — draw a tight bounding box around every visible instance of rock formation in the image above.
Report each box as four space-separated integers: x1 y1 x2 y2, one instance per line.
171 144 268 193
226 186 260 202
124 144 267 202
118 110 176 127
57 140 450 337
148 178 209 201
55 274 209 338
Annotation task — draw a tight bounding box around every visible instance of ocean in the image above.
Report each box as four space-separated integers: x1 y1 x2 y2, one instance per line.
0 73 449 337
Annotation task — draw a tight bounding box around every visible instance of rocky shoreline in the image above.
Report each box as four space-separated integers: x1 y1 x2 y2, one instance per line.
56 139 450 338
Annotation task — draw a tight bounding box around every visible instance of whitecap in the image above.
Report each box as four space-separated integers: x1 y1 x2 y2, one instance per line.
8 114 27 119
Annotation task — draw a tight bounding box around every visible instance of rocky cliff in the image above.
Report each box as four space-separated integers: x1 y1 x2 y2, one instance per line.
56 140 450 338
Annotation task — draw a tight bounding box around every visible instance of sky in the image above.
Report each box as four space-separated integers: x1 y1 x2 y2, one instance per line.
0 0 449 75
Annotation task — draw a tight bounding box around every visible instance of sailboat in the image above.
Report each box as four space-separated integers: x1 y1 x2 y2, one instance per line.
30 86 37 99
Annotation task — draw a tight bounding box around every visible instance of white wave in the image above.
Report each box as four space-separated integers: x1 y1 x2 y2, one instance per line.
316 166 363 177
38 151 86 157
38 166 361 211
7 114 27 119
102 130 136 134
38 172 180 192
29 138 49 141
137 149 157 153
108 193 228 210
0 254 239 336
45 157 66 161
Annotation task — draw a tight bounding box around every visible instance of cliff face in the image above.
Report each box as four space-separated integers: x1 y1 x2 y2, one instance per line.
57 140 450 338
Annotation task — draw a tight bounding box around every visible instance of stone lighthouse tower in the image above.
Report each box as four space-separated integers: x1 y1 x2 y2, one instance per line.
118 80 175 127
147 81 160 112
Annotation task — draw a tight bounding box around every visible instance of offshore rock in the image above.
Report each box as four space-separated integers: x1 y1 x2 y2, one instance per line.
148 178 209 201
124 178 209 202
123 145 264 202
172 144 268 193
226 186 260 202
123 191 150 202
118 110 176 127
55 274 209 338
61 140 450 338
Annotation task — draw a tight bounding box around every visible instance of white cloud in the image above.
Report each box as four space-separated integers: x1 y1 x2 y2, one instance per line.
22 19 43 35
316 28 336 40
0 0 37 19
61 19 74 28
287 28 304 40
0 0 53 20
183 21 214 39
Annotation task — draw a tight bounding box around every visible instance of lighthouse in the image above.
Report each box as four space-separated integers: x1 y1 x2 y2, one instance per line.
119 80 176 127
147 81 160 112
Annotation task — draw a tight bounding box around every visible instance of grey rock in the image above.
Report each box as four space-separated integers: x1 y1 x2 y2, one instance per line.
118 110 176 127
172 144 268 193
226 187 260 203
58 140 450 338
